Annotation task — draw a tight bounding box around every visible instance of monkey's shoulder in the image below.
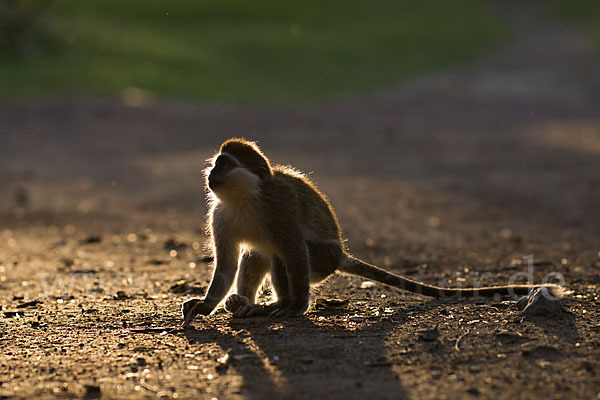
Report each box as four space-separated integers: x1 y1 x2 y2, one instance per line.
263 165 326 201
272 165 311 183
262 166 341 238
272 164 323 187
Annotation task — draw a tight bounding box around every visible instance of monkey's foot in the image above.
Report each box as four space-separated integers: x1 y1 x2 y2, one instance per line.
232 304 269 318
225 295 267 318
224 294 249 313
269 304 306 318
229 300 291 318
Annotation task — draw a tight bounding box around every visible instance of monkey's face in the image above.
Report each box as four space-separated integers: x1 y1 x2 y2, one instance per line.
207 153 261 201
208 153 238 191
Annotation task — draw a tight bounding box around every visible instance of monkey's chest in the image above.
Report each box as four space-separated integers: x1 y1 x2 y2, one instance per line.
222 207 276 256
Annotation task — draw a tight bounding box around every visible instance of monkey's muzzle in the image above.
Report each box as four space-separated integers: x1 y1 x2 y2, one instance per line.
208 174 225 191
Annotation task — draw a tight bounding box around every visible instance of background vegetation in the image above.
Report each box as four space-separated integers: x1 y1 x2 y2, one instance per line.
554 0 600 50
0 0 507 103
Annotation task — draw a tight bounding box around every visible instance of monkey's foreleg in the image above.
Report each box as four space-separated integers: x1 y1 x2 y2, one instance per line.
182 240 239 327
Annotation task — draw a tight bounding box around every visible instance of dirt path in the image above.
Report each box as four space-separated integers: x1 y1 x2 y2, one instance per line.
1 3 599 399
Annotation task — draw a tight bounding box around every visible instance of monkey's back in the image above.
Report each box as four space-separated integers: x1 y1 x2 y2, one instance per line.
265 166 343 245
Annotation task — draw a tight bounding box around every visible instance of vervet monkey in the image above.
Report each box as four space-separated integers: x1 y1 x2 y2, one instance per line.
182 138 562 326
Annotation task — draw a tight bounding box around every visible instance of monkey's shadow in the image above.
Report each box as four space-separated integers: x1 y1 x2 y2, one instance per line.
181 307 409 400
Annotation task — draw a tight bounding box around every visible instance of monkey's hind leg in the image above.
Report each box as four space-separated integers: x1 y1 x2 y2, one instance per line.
224 251 270 317
269 245 310 318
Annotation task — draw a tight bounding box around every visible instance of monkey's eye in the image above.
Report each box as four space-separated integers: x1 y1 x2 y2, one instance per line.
216 156 235 169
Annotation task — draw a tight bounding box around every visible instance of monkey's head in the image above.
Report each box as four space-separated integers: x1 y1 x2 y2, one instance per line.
207 138 272 201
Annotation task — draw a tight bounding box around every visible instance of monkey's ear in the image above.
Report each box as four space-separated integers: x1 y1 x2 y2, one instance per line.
256 164 273 179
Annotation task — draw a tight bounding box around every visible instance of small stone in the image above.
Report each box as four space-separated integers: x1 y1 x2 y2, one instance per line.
83 235 102 244
360 281 376 289
113 291 130 300
517 287 563 317
170 280 189 293
61 258 74 267
216 353 230 365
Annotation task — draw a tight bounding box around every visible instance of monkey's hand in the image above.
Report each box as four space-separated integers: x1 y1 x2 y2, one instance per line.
181 298 213 328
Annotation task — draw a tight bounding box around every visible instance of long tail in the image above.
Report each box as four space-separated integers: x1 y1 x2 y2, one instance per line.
339 254 562 298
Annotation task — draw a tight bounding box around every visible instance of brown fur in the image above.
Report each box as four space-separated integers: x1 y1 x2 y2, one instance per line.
182 138 564 326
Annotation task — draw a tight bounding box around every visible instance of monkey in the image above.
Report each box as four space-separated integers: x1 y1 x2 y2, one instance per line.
182 138 563 326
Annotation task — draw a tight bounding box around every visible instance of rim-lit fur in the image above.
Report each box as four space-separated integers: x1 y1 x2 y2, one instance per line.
182 138 566 326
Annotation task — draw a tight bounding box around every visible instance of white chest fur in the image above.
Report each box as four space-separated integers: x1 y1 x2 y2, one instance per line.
213 201 276 258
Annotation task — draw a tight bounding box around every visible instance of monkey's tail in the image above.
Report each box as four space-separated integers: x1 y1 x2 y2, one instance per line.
339 254 564 299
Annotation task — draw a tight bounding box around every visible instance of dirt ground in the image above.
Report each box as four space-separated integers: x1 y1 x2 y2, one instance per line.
1 4 599 400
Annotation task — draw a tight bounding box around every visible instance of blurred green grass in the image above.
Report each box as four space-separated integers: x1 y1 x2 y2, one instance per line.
0 0 507 103
554 0 600 50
